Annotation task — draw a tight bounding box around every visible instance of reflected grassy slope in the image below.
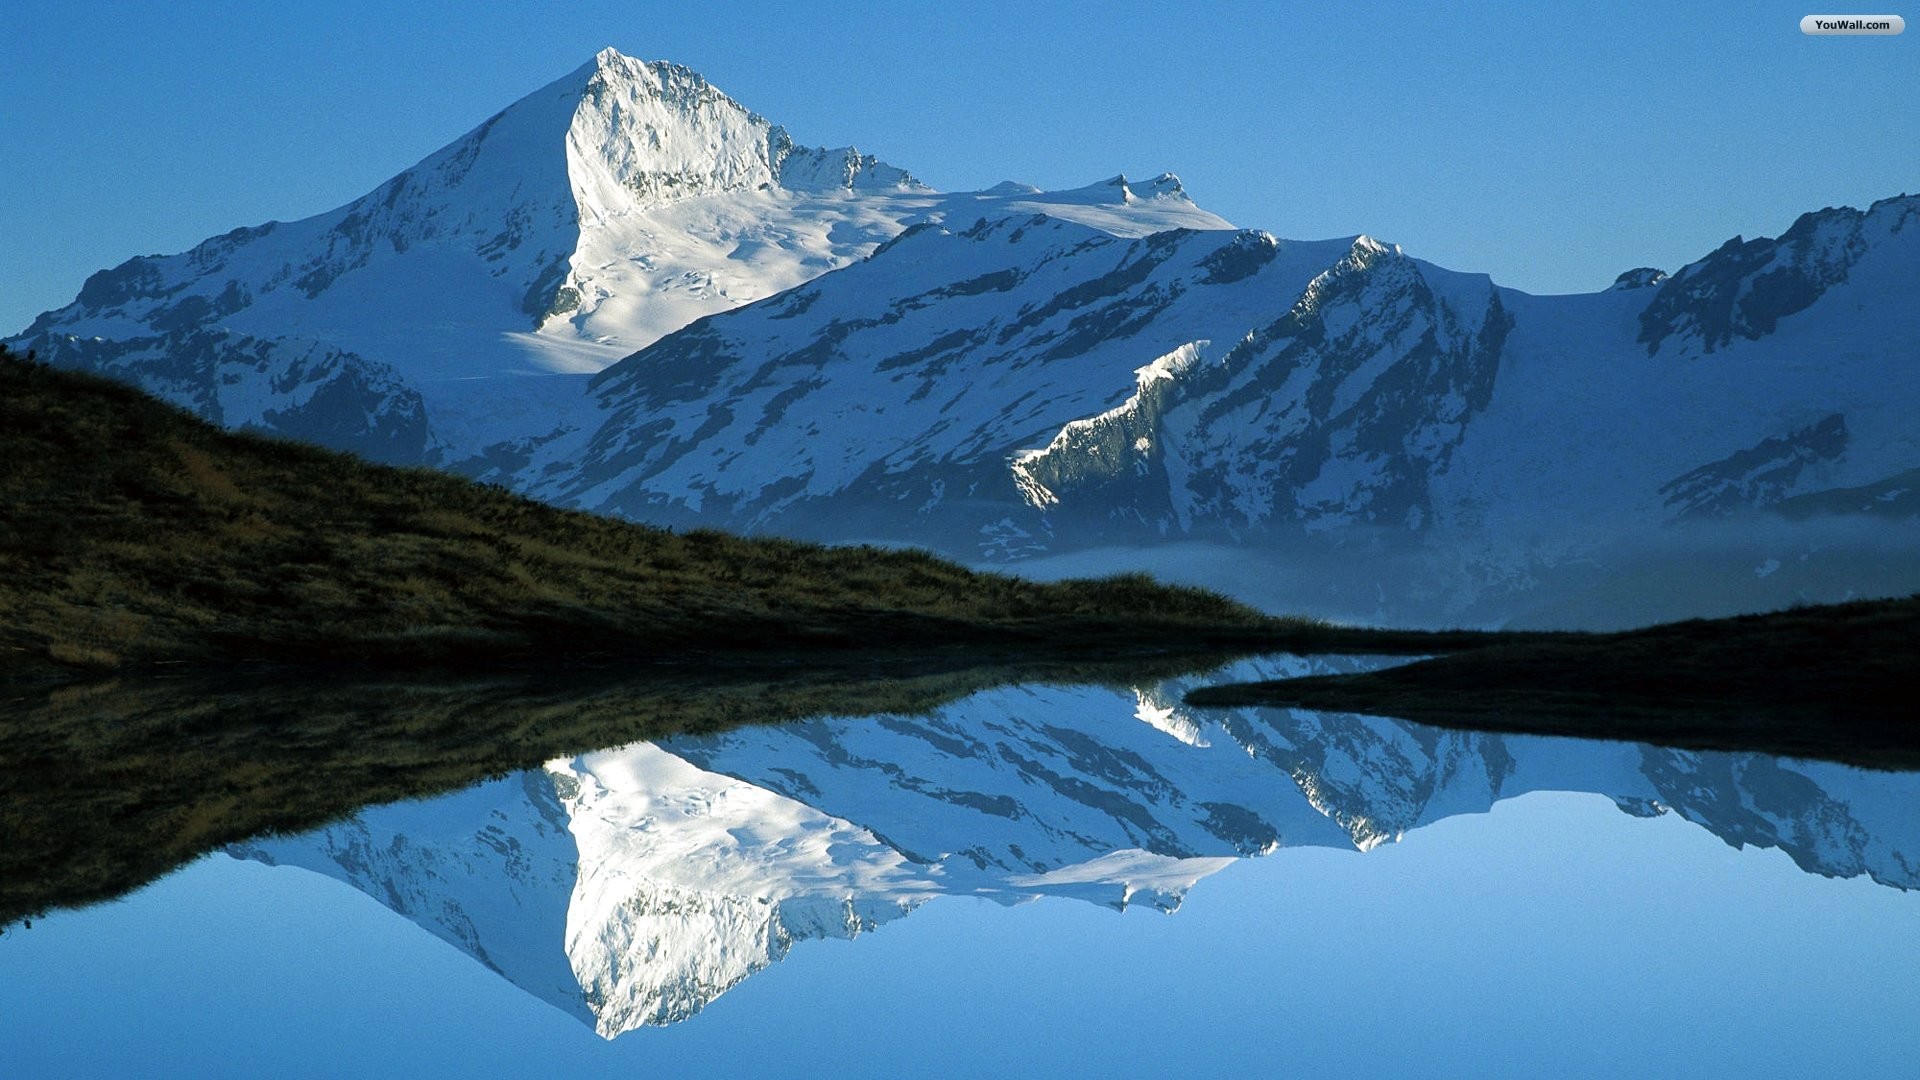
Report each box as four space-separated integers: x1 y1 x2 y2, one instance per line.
1186 596 1920 769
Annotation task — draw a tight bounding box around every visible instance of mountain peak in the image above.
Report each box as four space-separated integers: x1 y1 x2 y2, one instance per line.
564 50 919 209
1057 174 1143 205
583 48 736 112
1610 267 1667 290
1068 173 1191 204
1143 172 1189 200
1348 234 1397 259
10 48 1236 463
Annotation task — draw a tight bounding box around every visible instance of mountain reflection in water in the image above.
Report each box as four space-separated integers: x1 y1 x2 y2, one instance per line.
227 655 1920 1038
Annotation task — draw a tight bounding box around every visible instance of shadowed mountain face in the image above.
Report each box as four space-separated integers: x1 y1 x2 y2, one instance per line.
232 656 1920 1037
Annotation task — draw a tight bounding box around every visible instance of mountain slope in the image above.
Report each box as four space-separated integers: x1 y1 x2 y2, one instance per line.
498 218 1379 540
8 49 1228 459
498 193 1920 622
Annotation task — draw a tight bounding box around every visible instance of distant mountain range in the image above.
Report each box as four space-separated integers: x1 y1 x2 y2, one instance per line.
232 659 1920 1037
12 48 1917 625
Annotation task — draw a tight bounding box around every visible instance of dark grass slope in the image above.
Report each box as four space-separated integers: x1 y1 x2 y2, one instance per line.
0 345 1308 679
1186 596 1920 769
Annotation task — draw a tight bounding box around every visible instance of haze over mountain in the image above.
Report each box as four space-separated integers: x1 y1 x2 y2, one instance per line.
13 48 1917 625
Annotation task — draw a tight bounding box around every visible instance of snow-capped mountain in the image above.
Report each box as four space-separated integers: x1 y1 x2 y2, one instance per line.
499 221 1514 541
489 191 1920 623
232 658 1920 1037
13 47 1915 623
8 48 1227 460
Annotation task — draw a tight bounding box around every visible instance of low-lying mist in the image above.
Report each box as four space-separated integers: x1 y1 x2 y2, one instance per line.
990 514 1920 632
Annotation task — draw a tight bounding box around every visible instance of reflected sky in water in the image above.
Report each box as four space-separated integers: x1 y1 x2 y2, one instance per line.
3 655 1917 1077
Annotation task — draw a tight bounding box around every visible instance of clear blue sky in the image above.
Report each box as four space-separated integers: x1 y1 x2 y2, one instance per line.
2 0 1913 333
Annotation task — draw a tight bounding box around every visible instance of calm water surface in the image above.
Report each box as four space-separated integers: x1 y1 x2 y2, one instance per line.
3 654 1916 1077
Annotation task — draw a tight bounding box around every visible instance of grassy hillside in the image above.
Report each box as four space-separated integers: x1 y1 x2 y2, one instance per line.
0 344 1320 678
1186 596 1920 769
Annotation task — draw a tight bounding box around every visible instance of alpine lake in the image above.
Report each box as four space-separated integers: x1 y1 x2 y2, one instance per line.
3 645 1916 1079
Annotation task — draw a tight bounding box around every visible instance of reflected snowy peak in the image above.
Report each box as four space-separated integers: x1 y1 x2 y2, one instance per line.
232 655 1920 1037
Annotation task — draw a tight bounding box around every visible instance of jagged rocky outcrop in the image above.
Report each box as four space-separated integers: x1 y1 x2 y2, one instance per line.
1661 414 1849 519
1610 267 1668 290
234 656 1920 1037
1638 198 1919 356
1772 466 1920 520
1013 236 1514 537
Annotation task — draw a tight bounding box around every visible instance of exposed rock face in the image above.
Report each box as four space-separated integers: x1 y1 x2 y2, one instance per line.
1662 413 1849 520
1637 199 1917 356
